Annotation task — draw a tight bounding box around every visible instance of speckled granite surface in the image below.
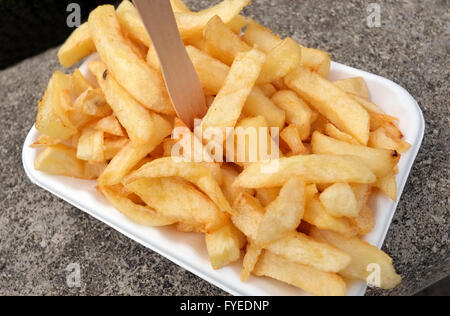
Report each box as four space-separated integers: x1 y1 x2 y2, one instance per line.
0 0 448 296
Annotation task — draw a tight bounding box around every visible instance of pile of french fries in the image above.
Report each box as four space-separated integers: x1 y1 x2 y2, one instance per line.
32 0 412 296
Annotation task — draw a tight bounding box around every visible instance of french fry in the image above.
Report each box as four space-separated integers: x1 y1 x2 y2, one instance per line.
104 137 129 160
72 88 111 117
312 132 400 178
89 5 174 115
206 221 246 269
93 115 125 137
186 45 229 95
281 125 307 155
241 241 262 282
34 144 85 178
255 187 281 207
255 177 305 246
350 205 375 236
257 37 302 84
374 172 398 202
285 66 370 145
126 178 228 233
266 232 351 273
72 68 94 99
243 20 330 77
100 186 176 227
334 77 369 99
253 251 347 296
272 90 313 140
319 183 359 218
325 123 360 145
36 71 77 141
89 61 166 146
244 88 286 129
310 228 402 290
235 155 376 189
29 135 61 148
77 128 105 163
221 165 254 205
258 83 277 98
204 16 251 66
58 23 96 68
304 196 358 238
124 158 235 216
369 127 412 154
201 49 266 130
232 193 265 240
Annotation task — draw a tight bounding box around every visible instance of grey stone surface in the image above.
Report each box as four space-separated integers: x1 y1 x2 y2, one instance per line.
0 0 448 296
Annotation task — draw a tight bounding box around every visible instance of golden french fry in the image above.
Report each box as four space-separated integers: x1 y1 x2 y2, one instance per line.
72 68 94 99
375 172 398 202
312 132 400 178
353 95 384 114
99 128 171 186
221 165 255 205
310 228 402 290
206 221 246 269
146 44 160 71
304 196 358 238
266 232 351 273
272 90 313 140
232 193 265 240
30 135 61 148
89 61 169 146
243 88 286 130
227 15 250 34
100 186 176 227
126 178 228 233
255 177 305 246
258 83 277 98
125 158 235 216
89 5 173 115
253 251 347 296
334 77 369 99
243 20 330 77
255 187 281 207
319 183 359 218
104 137 129 160
300 46 331 77
281 125 307 155
257 37 302 84
186 45 229 95
36 71 77 140
58 23 96 68
235 155 376 189
204 15 251 66
84 162 107 180
241 241 262 282
242 20 282 52
350 205 375 236
325 123 360 145
93 115 125 137
202 49 266 130
73 88 111 117
77 128 105 163
34 144 85 178
285 66 370 145
369 127 411 154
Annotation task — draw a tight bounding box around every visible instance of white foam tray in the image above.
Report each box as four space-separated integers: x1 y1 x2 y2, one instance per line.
22 60 425 296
